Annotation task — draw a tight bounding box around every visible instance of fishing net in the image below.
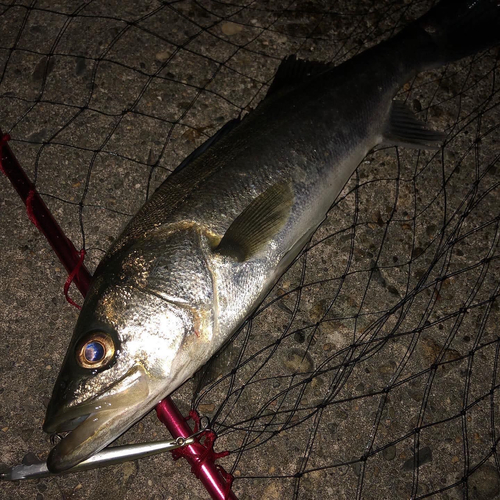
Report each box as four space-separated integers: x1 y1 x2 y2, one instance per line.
1 0 499 499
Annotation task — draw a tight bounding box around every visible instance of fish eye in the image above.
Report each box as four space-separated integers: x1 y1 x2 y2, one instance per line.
76 332 115 369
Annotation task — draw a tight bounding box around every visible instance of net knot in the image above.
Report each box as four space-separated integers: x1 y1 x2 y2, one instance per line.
171 409 233 498
64 249 86 310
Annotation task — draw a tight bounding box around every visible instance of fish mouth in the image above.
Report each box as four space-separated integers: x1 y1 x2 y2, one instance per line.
43 365 153 473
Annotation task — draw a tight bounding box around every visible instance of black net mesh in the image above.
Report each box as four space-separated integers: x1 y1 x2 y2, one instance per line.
1 1 499 499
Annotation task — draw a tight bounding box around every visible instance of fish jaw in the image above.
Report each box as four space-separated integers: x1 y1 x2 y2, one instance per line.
44 365 154 473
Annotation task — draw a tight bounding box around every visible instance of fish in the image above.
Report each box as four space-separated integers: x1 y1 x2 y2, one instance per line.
43 0 500 473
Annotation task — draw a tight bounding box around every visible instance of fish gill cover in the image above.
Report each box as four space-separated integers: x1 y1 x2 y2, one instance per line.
0 0 499 499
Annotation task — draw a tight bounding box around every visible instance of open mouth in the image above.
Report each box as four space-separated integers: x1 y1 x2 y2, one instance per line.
43 366 152 473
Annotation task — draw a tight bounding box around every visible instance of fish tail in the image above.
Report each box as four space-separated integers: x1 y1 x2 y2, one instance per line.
395 0 500 71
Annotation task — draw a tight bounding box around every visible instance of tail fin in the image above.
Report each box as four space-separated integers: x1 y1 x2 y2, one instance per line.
395 0 500 70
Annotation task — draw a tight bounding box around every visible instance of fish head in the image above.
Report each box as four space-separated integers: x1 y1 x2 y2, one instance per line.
43 263 197 473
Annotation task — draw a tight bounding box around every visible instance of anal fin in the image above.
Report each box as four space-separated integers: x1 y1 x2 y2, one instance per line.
383 101 446 150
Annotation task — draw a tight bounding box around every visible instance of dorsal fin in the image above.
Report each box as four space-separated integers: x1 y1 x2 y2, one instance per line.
170 56 330 177
266 55 332 98
172 118 241 175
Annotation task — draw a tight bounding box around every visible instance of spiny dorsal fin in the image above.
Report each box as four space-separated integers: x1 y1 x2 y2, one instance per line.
216 182 294 262
172 118 241 175
383 100 446 150
266 55 332 98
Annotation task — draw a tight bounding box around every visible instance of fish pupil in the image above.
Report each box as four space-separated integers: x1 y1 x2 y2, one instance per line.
84 341 105 363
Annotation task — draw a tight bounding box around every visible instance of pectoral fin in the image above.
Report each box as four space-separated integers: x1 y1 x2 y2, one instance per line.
216 182 294 262
383 101 446 150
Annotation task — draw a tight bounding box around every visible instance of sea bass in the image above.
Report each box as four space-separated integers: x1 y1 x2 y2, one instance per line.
43 0 500 472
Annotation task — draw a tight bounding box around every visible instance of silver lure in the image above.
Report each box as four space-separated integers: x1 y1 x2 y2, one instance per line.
1 416 209 480
0 436 196 480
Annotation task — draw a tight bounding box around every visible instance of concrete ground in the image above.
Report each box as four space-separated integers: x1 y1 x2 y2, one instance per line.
0 0 499 499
